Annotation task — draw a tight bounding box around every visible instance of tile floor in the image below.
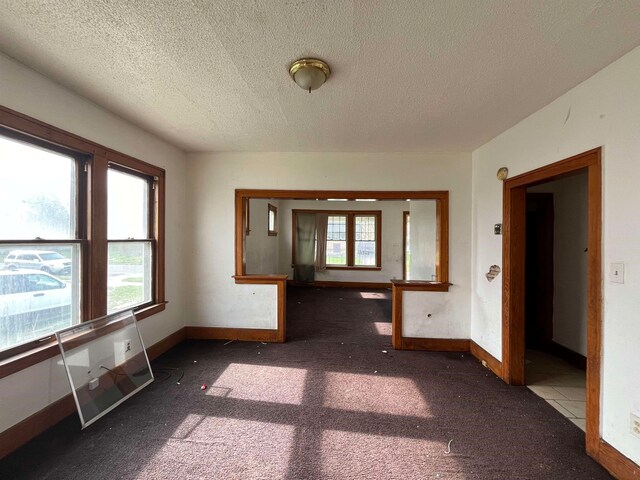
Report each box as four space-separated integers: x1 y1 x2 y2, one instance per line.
526 349 587 432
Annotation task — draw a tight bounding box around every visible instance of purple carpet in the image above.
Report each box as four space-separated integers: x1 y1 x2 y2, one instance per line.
0 287 612 479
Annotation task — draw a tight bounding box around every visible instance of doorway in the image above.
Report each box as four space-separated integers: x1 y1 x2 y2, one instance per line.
524 174 589 432
501 148 602 456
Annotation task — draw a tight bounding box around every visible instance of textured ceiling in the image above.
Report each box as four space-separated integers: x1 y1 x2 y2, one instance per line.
1 1 640 153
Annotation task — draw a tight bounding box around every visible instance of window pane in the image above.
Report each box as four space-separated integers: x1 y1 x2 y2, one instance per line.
326 241 347 265
108 169 149 239
0 244 81 352
355 242 376 266
107 242 152 314
355 216 377 266
269 210 276 231
326 215 347 265
405 214 411 279
0 135 76 240
327 215 346 241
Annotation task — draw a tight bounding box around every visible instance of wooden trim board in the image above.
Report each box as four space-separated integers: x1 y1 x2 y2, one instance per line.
400 337 469 351
501 149 607 465
594 440 640 479
0 326 187 460
186 326 280 343
470 340 502 378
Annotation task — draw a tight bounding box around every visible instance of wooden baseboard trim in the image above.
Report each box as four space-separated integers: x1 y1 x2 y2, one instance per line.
288 280 391 289
545 341 587 370
186 326 280 343
400 337 470 352
146 327 187 361
470 340 503 378
0 326 187 460
594 440 640 479
0 393 75 461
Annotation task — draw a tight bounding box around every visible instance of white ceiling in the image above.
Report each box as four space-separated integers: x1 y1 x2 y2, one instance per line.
1 1 640 153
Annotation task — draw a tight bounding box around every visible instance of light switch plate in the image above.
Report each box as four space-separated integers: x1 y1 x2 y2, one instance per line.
610 263 624 284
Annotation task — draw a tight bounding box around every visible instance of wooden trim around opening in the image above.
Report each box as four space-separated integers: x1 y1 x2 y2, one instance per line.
236 190 449 282
501 148 604 462
391 280 454 350
0 326 187 460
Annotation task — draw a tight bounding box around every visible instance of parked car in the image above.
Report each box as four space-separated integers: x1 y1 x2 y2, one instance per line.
4 250 71 275
0 270 72 350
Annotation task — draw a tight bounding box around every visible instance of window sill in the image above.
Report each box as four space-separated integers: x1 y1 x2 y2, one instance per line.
390 280 452 292
324 266 382 271
0 301 167 380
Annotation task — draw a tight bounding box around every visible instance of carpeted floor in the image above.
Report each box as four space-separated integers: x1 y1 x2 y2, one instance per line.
0 287 612 479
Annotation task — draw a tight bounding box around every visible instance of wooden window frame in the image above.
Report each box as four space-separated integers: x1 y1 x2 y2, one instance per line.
267 203 278 236
235 190 449 283
291 210 382 270
0 105 166 378
106 165 158 314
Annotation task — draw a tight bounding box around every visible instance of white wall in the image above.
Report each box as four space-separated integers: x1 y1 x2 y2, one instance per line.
186 152 472 340
471 45 640 464
409 200 437 281
0 53 187 433
275 199 407 282
246 199 280 274
529 173 588 356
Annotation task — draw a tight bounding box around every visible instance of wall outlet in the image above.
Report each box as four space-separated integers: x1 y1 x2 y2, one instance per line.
631 413 640 439
124 339 132 353
88 377 99 391
610 263 624 284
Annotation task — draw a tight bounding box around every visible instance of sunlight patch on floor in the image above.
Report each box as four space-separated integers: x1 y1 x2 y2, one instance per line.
372 322 392 335
358 291 390 299
321 430 455 479
323 372 432 417
208 363 307 405
139 418 295 479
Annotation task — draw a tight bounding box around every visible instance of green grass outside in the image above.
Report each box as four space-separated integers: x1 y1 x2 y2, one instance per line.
108 285 144 313
122 276 143 283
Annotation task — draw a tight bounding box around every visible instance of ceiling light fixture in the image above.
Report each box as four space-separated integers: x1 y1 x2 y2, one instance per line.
289 58 331 93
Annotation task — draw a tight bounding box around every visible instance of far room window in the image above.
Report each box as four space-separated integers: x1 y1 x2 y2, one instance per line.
107 167 154 314
293 210 381 270
0 132 82 353
326 215 347 265
268 203 278 236
354 215 377 266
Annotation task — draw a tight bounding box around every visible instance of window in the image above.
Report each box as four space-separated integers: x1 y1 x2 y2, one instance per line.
294 210 381 269
0 107 166 363
354 215 377 266
0 133 82 353
403 211 410 279
268 204 278 236
107 168 154 314
326 215 347 265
